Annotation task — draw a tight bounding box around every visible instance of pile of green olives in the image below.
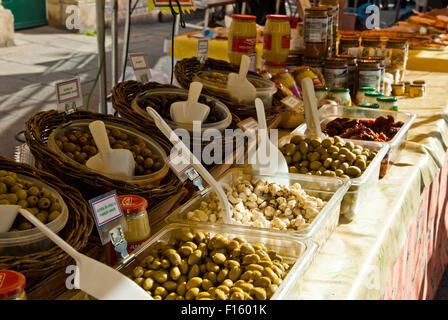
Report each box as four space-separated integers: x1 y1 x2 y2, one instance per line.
281 135 377 179
129 231 291 300
0 170 62 231
55 127 164 176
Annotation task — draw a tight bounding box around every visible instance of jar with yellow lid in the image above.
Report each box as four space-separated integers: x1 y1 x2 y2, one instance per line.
391 83 405 96
228 14 257 65
0 270 27 300
403 81 411 94
304 7 328 58
263 15 291 64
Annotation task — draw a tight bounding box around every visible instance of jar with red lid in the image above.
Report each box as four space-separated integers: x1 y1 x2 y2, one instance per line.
263 14 291 64
0 270 27 300
228 14 257 65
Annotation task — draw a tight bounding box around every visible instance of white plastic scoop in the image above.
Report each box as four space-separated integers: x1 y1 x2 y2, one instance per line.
227 55 256 104
86 120 135 178
147 107 233 225
4 205 151 300
251 98 289 174
170 82 210 124
301 77 324 138
0 205 20 233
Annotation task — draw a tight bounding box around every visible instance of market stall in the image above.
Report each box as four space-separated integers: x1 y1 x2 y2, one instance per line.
1 4 448 301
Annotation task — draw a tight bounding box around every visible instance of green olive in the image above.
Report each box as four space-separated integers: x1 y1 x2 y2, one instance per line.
284 143 296 156
298 141 309 154
323 158 333 168
346 166 362 177
354 159 367 171
38 197 51 210
289 166 299 173
321 138 334 148
292 151 301 163
290 136 303 144
309 161 322 171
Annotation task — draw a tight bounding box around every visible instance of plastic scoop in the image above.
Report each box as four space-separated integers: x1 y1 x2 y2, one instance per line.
227 55 256 104
147 107 233 225
170 82 210 124
7 206 151 300
86 120 135 178
0 205 20 233
301 77 324 138
251 98 289 174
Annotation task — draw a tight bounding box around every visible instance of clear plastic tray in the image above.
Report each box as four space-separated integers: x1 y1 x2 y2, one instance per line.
295 104 416 178
279 134 390 221
166 168 350 247
47 119 169 186
0 174 69 256
115 222 318 300
193 70 277 107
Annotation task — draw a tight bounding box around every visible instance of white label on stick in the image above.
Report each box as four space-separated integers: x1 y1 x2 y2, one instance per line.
166 150 192 182
197 39 209 64
55 77 83 113
281 95 301 110
248 51 257 72
129 53 152 83
89 191 124 228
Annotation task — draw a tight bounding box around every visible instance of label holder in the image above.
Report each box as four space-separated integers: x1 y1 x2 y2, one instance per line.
129 53 152 83
55 77 83 114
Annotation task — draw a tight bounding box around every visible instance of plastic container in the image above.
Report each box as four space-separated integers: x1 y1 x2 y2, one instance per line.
279 131 389 221
295 104 416 180
167 168 350 247
193 70 277 107
48 120 169 186
131 88 232 132
0 174 69 256
115 222 318 299
377 96 398 111
356 86 376 104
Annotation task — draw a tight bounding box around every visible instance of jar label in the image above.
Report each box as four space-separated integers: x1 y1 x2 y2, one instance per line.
232 37 256 53
305 17 327 44
324 67 347 88
359 69 381 91
263 35 290 50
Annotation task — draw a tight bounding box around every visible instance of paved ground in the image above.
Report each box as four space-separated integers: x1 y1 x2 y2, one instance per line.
0 7 447 299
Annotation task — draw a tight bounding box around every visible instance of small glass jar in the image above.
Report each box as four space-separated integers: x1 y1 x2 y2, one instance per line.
409 84 425 97
356 86 376 104
391 83 405 96
357 59 382 92
263 15 291 64
315 86 329 101
0 270 27 300
228 14 257 65
329 87 352 106
336 54 357 94
364 91 384 104
118 195 150 245
324 57 348 88
358 102 379 109
304 7 328 58
377 96 398 111
403 81 411 94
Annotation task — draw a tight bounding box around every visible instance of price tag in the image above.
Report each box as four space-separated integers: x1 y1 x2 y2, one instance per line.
237 117 259 133
55 77 83 113
88 191 128 245
129 53 152 83
248 51 257 72
166 150 192 182
281 95 302 110
197 38 209 64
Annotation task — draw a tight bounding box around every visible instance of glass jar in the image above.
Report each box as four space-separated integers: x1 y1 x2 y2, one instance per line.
336 54 357 94
263 61 287 75
391 83 405 96
368 56 386 92
403 81 411 94
358 102 379 109
263 15 291 64
321 6 333 57
228 14 257 65
364 91 384 104
291 22 305 53
385 38 408 82
329 87 351 106
409 84 425 97
356 86 376 104
304 7 328 58
338 37 360 56
324 57 348 88
0 270 27 300
118 195 150 245
357 59 382 92
360 37 384 57
377 96 398 111
315 86 329 101
319 0 339 44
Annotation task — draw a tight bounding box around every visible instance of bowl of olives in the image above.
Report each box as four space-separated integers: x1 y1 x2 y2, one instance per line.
47 120 169 185
0 170 69 256
131 88 232 133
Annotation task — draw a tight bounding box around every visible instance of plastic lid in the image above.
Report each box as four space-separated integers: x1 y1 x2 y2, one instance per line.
232 14 256 21
365 91 384 97
330 88 350 93
118 195 148 214
0 270 26 298
359 87 376 92
377 96 398 102
315 87 328 91
359 103 379 109
266 14 290 20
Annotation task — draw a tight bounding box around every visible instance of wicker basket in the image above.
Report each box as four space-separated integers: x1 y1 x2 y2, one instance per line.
174 57 287 121
0 156 94 284
24 110 184 203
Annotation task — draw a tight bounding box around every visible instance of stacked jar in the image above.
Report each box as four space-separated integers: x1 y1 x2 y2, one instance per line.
227 14 257 66
303 56 325 75
337 54 357 96
338 36 360 56
357 59 382 93
324 57 348 88
304 7 328 59
385 38 409 82
368 56 386 93
319 0 339 55
263 15 291 65
360 37 384 57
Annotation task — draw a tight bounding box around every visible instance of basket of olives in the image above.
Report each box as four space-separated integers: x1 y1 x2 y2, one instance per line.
47 119 169 184
279 134 390 221
25 110 183 203
0 156 94 281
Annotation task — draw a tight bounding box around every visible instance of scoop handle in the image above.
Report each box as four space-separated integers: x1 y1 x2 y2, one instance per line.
89 121 112 158
301 78 323 138
238 55 251 80
146 107 233 225
188 82 203 107
19 208 82 261
255 98 267 131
